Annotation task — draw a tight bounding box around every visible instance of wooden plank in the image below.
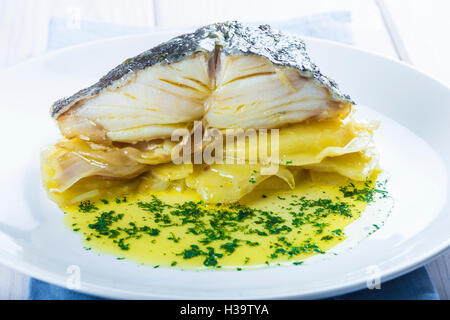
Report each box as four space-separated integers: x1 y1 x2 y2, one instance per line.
0 0 52 69
0 265 29 299
50 0 156 27
384 0 450 86
0 0 157 70
380 0 450 299
375 0 411 62
426 249 450 300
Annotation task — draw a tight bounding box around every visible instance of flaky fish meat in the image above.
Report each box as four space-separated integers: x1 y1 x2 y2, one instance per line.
51 21 353 144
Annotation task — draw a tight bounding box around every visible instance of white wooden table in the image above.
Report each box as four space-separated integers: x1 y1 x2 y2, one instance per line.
0 0 448 299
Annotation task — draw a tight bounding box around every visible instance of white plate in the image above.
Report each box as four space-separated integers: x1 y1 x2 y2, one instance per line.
0 31 449 299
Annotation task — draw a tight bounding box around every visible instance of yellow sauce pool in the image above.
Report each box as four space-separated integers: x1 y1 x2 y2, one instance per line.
62 172 386 270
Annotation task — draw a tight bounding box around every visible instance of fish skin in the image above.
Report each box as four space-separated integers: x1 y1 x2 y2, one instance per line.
51 21 353 119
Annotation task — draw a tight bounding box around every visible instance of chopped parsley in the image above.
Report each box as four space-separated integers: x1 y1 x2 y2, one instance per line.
72 176 388 268
78 200 98 213
339 181 388 203
249 170 258 184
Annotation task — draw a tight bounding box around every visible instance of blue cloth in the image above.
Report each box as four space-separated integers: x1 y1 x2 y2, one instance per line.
335 267 438 300
46 12 353 51
29 267 438 300
32 12 439 300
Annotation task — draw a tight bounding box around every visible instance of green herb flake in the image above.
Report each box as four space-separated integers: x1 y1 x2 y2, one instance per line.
78 200 98 213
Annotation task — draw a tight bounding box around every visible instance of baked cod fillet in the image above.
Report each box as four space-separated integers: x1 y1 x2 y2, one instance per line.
42 21 379 205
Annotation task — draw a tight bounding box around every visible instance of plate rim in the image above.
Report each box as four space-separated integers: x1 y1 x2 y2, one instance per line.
1 32 449 299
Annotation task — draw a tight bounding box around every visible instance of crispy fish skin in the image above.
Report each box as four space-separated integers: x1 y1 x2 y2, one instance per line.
51 21 353 119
